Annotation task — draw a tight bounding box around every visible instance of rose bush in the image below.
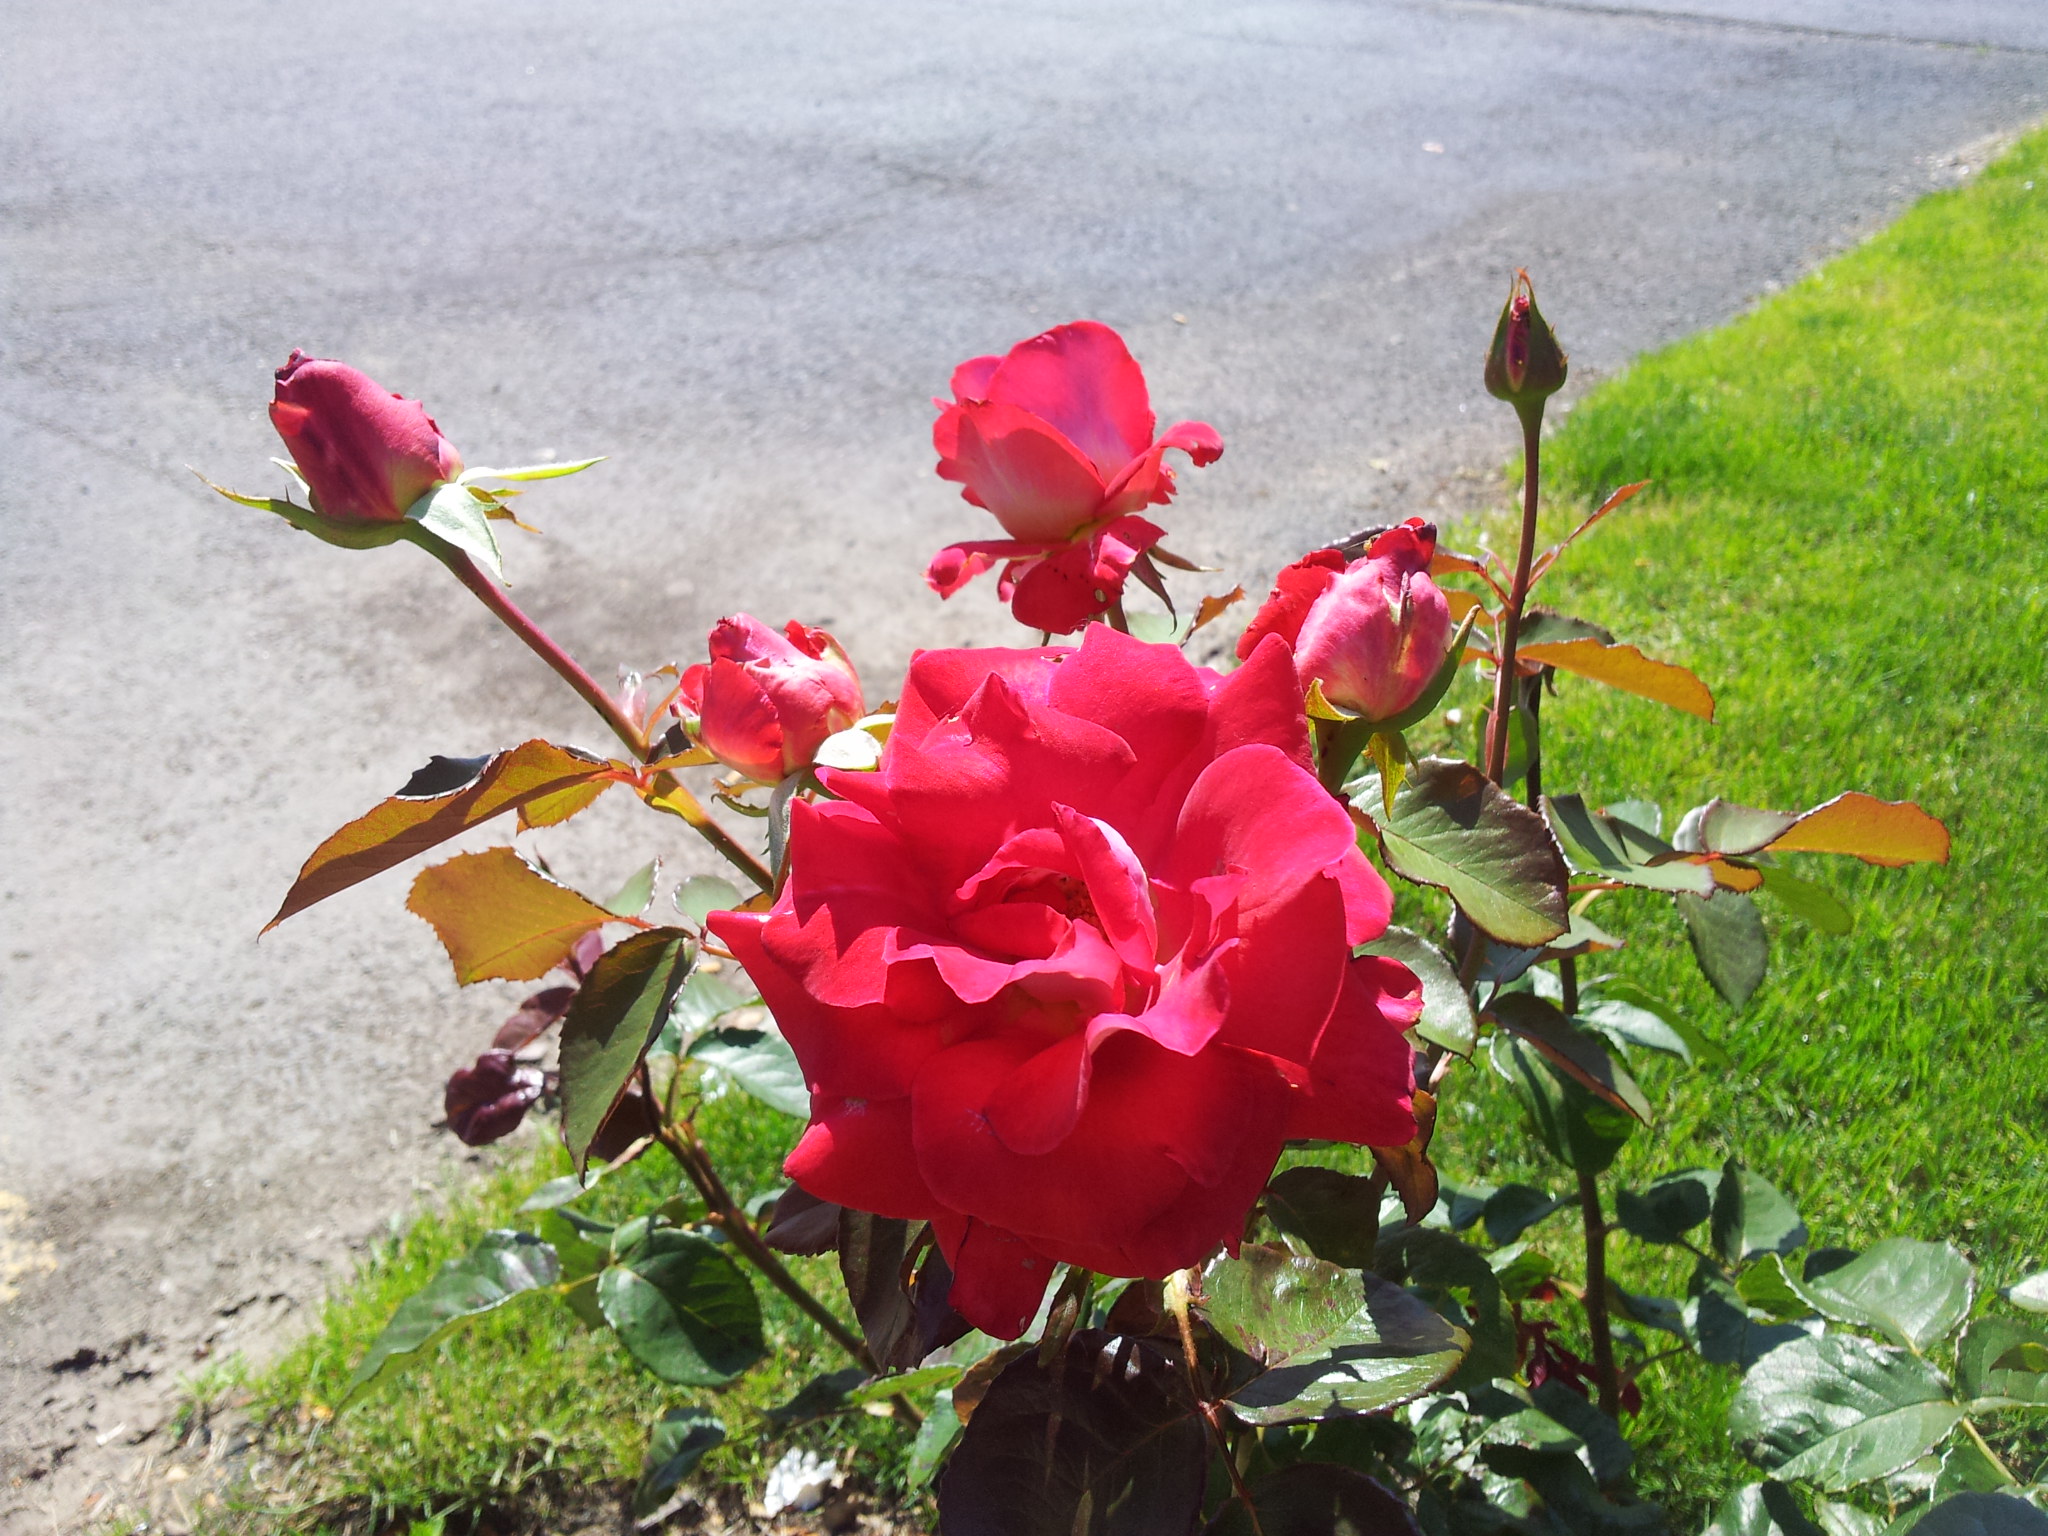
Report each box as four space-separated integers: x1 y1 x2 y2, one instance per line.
710 625 1420 1338
1239 518 1455 723
679 615 866 783
925 321 1223 634
268 350 465 524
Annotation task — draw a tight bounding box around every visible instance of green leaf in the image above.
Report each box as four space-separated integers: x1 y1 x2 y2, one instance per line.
2007 1273 2048 1313
846 1364 967 1406
1530 1378 1634 1484
1759 866 1855 936
1707 1482 1829 1536
1788 1239 1975 1353
1491 1243 1560 1302
673 874 744 928
343 1231 559 1404
1911 1495 2048 1536
1355 757 1569 948
660 968 754 1052
1490 1032 1636 1175
1617 1169 1718 1244
631 1409 725 1520
1546 793 1719 895
1490 993 1651 1121
1957 1317 2048 1410
1688 1270 1811 1368
518 1151 634 1213
1596 979 1734 1067
1374 1226 1517 1387
460 456 605 483
1482 1185 1569 1246
1813 1499 1887 1536
1359 927 1477 1056
1729 1333 1963 1492
535 1210 610 1283
602 859 659 918
402 480 505 578
1937 1438 2019 1497
1264 1167 1382 1270
765 1367 869 1426
688 1025 809 1117
1680 890 1770 1010
560 930 694 1174
1203 1463 1422 1536
1715 1160 1809 1266
937 1333 1205 1535
1366 730 1413 820
908 1388 962 1491
1741 1255 1818 1320
597 1228 765 1386
1201 1246 1469 1423
1581 996 1701 1065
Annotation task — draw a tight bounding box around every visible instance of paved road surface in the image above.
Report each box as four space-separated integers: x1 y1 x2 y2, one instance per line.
3 0 2043 1525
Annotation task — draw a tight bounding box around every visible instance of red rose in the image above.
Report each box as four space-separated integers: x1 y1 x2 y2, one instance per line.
925 322 1223 634
709 627 1419 1339
679 615 865 784
1239 519 1455 723
268 351 464 524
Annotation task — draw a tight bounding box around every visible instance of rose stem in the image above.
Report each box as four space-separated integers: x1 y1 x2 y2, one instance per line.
1578 1167 1622 1419
1485 404 1546 784
1169 1273 1264 1536
1519 654 1615 1414
649 1107 884 1377
427 544 774 893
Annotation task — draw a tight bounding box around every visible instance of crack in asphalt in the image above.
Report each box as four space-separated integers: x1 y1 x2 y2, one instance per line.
1458 0 2048 55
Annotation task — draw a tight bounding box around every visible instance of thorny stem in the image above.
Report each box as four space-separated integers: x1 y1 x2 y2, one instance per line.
1577 1166 1622 1418
431 544 651 759
1521 676 1580 1015
1485 406 1546 785
1169 1272 1264 1536
651 1112 885 1381
429 544 775 893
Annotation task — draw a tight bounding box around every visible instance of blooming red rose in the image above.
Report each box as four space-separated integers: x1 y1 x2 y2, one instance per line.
926 322 1223 634
680 615 865 784
1239 519 1455 723
709 627 1419 1339
268 351 464 524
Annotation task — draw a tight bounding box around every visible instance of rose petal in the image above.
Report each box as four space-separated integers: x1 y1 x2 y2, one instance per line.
786 1094 935 1220
931 1213 1058 1340
939 399 1108 542
1099 418 1225 519
983 321 1158 479
1282 957 1420 1146
1238 550 1345 660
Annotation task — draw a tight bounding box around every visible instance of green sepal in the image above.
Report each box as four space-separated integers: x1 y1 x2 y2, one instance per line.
400 481 506 578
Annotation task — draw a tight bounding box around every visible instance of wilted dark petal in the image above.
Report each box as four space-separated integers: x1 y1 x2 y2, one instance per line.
492 985 577 1054
444 1049 544 1146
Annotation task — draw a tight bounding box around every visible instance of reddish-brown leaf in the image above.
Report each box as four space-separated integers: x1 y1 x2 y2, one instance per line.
1517 637 1716 721
407 847 617 985
1764 792 1950 867
267 740 628 930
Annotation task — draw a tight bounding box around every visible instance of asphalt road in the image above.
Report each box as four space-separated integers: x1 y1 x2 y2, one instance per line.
3 0 2043 1525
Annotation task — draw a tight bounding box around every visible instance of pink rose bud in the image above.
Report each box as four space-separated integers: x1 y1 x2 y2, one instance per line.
1239 519 1455 723
679 615 865 783
1483 269 1568 408
268 351 465 524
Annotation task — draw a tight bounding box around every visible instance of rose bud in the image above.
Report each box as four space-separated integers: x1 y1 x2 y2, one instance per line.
268 351 465 524
1483 269 1568 410
926 321 1223 633
1238 519 1455 724
679 615 865 784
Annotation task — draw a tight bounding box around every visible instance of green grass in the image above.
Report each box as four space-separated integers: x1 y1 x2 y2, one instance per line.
1425 127 2048 1516
202 128 2048 1533
199 1088 917 1532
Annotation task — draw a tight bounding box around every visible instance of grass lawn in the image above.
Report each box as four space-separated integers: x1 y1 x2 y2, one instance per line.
1430 124 2048 1514
188 127 2048 1532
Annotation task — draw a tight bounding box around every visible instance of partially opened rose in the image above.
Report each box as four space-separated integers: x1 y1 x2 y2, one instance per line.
926 322 1224 634
680 615 865 784
1239 519 1454 723
268 351 464 524
709 627 1419 1339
